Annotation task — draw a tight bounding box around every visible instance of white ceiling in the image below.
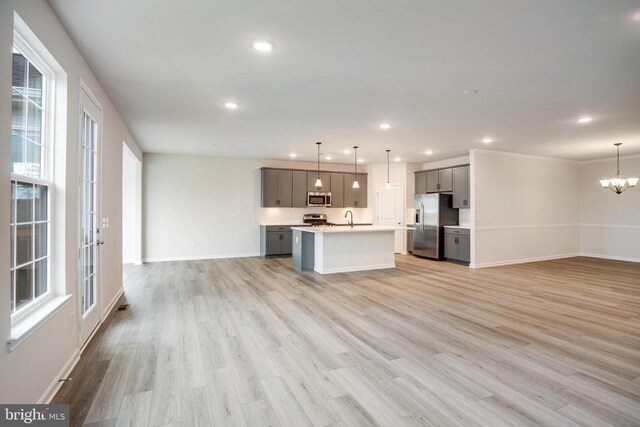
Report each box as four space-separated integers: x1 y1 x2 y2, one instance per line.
49 0 640 163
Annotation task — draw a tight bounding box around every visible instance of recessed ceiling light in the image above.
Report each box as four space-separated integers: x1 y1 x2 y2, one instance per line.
394 157 401 162
425 150 433 155
289 153 297 158
358 158 364 163
379 123 392 130
482 137 493 144
578 116 593 124
325 155 332 160
252 40 273 52
343 149 351 154
224 102 238 110
463 89 478 96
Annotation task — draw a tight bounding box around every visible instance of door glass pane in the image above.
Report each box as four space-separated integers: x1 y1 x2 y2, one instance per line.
83 147 93 180
84 181 94 213
35 258 47 297
80 112 98 315
16 182 33 223
15 263 33 311
16 224 32 266
35 223 47 259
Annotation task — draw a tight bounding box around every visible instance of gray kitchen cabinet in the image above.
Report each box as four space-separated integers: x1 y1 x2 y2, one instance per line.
307 171 331 192
330 173 345 208
438 168 453 192
354 173 367 208
426 170 439 193
261 169 293 207
344 173 367 208
262 169 279 207
415 171 426 194
458 235 470 262
260 225 294 257
278 170 293 207
453 165 470 208
444 227 470 263
444 234 458 259
292 170 308 207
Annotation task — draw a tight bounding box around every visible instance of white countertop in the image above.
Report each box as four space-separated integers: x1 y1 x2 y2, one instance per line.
291 225 409 234
259 223 306 226
444 225 471 229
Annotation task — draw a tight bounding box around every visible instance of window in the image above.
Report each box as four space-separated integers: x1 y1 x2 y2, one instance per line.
10 38 53 316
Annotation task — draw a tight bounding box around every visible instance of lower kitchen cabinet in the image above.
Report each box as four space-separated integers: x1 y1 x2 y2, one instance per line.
444 227 470 263
260 225 294 257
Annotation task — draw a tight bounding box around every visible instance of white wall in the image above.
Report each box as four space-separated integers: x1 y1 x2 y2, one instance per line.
579 155 640 262
143 154 369 262
473 150 581 267
0 1 142 403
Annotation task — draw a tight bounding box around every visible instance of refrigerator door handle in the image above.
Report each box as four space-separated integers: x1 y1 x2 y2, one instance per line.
421 203 424 232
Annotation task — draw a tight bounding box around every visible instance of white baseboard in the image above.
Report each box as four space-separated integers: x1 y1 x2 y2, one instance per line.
142 252 260 263
102 286 125 320
39 349 80 404
319 262 396 274
470 253 580 268
579 252 640 263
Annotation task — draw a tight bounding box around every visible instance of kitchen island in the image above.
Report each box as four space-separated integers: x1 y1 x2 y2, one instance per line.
291 225 405 274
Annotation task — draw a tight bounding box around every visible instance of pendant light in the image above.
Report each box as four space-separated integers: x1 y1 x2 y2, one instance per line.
599 143 638 194
315 142 322 188
385 149 392 190
352 146 360 189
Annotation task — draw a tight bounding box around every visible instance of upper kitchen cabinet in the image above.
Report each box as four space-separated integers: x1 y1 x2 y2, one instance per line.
425 170 439 193
330 173 345 208
415 171 426 194
344 173 367 208
307 171 331 192
453 165 470 208
438 168 453 192
292 170 308 207
262 168 293 207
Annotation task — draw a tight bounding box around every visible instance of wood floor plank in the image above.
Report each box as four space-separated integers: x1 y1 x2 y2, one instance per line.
54 255 640 427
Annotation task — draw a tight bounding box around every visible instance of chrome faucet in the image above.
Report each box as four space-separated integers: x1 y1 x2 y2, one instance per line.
345 210 354 228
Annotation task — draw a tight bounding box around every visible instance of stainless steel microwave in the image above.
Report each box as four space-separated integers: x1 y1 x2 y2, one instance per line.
307 192 332 207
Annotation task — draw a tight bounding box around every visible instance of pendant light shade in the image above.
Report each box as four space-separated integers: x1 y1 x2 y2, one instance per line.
315 142 322 188
385 149 392 190
352 146 360 189
599 143 638 194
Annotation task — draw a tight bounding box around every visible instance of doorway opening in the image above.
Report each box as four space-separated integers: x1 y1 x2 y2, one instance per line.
122 142 142 266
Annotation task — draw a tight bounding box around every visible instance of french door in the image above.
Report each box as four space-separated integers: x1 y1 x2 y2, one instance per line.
79 88 101 345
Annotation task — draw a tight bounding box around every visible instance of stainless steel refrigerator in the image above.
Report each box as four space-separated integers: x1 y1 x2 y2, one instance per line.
413 193 458 260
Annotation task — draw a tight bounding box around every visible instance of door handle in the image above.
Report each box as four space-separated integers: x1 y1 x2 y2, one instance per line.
421 203 425 232
97 240 105 246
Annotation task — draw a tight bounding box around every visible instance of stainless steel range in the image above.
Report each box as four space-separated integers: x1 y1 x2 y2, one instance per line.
303 213 335 227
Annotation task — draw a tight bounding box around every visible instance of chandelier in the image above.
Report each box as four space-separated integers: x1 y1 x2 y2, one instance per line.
599 143 638 194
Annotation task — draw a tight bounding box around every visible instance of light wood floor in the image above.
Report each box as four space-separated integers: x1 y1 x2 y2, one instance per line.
54 255 640 426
